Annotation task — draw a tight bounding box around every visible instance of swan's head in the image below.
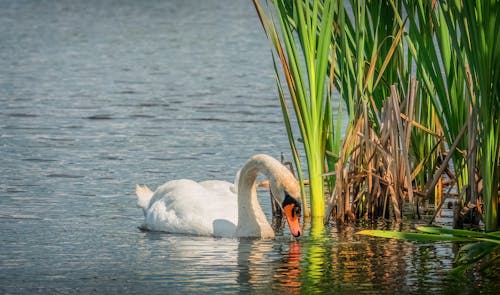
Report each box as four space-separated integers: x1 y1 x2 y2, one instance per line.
281 191 302 237
270 178 302 238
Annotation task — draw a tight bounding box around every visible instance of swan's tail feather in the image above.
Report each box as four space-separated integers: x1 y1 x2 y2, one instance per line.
135 184 154 209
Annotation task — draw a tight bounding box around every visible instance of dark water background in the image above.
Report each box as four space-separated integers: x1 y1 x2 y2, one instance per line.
0 0 498 293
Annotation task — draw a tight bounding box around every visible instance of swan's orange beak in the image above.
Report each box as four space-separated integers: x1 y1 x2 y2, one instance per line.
283 203 301 238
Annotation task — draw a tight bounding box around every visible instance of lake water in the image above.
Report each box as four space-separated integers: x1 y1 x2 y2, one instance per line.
0 0 497 293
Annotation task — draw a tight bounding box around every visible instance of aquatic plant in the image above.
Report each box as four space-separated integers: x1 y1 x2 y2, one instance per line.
327 0 416 223
397 0 500 231
254 0 499 230
339 82 433 221
444 0 500 232
253 0 335 218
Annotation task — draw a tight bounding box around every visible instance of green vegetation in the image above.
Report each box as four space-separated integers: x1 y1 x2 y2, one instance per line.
254 0 335 218
253 0 499 231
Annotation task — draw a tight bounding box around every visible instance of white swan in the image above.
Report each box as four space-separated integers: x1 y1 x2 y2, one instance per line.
135 154 302 238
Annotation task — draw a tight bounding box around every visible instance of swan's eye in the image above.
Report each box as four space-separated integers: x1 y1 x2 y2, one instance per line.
293 206 301 217
282 191 301 218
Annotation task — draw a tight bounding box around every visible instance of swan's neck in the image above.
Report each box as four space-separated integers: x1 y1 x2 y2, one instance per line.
235 154 292 238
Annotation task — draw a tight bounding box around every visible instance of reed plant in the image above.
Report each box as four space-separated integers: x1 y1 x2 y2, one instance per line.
253 0 498 231
444 0 500 232
329 0 417 223
253 0 335 218
332 0 499 228
397 0 470 208
397 0 499 231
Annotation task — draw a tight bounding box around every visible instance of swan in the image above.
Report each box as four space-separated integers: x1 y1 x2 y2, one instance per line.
135 154 302 238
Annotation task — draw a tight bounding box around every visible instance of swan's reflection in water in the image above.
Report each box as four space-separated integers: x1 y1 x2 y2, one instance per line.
275 241 302 291
237 238 302 293
135 232 302 293
136 233 240 292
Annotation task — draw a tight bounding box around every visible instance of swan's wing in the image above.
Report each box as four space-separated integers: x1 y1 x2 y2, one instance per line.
144 179 237 236
198 180 239 237
199 180 236 199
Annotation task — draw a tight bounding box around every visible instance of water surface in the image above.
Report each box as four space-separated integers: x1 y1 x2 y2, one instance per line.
0 0 497 293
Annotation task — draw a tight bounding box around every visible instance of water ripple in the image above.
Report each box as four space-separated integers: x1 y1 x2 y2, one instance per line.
85 115 114 120
46 173 85 179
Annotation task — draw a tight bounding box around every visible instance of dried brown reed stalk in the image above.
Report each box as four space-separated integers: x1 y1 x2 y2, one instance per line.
329 80 421 224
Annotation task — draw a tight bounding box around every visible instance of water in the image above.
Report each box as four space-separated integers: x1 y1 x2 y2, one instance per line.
0 0 497 293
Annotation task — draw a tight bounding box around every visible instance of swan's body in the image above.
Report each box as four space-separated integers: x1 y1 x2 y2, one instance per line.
136 154 302 238
137 179 238 237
